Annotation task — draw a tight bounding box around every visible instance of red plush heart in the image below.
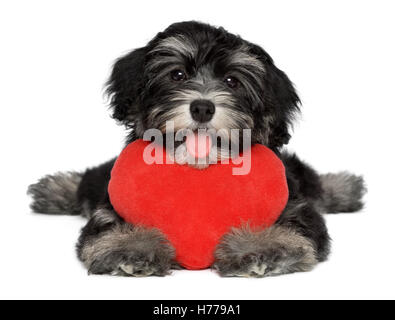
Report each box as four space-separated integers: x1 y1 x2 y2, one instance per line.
108 140 288 270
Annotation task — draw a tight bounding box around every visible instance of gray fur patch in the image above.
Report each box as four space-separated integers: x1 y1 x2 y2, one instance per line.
92 208 119 225
27 172 82 215
80 224 175 277
151 35 197 58
228 45 266 78
319 172 367 213
214 225 318 277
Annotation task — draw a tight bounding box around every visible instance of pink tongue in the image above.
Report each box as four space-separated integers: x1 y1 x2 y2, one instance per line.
186 132 212 158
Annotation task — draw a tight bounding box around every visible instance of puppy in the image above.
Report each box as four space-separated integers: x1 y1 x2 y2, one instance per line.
28 21 366 277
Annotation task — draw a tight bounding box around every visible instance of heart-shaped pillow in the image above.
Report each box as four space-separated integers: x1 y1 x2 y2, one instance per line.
108 140 288 270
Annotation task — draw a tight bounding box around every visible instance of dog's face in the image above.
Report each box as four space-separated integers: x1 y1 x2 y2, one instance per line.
107 21 300 151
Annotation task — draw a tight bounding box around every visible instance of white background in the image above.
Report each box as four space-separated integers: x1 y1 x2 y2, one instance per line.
0 0 394 300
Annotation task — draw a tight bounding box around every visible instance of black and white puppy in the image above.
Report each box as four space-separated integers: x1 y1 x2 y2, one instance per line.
28 21 366 277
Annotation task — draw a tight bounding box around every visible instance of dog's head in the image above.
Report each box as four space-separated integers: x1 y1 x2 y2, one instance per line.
106 21 300 152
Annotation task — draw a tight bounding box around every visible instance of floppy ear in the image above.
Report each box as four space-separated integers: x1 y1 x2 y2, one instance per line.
106 47 147 123
263 62 300 149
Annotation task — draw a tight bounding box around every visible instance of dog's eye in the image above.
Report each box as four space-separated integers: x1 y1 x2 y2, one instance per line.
224 76 239 89
170 70 187 82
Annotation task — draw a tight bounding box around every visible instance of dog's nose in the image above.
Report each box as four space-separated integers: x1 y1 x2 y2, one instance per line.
190 99 215 123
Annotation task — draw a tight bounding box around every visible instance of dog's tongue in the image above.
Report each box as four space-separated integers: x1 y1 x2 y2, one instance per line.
186 132 212 158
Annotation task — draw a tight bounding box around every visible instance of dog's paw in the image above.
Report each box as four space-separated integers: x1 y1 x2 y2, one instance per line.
319 172 367 213
80 225 176 277
27 172 82 215
214 245 316 278
213 225 318 278
88 250 171 277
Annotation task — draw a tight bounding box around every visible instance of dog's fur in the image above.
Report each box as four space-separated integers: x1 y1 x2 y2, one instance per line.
28 21 366 277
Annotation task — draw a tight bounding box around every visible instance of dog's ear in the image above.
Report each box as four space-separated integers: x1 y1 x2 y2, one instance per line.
106 47 147 123
262 61 300 149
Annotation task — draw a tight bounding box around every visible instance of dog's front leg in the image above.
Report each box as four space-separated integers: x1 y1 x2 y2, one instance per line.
213 200 330 277
77 208 176 276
